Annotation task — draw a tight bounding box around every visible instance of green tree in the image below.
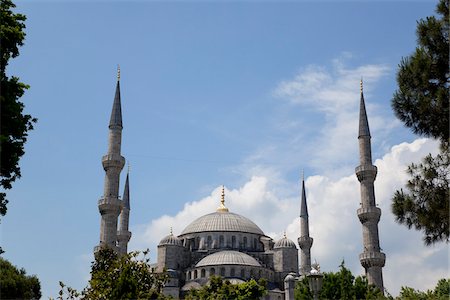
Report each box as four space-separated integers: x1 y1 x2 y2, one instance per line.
185 275 267 300
56 248 169 300
294 262 384 300
0 257 41 299
0 0 37 219
391 0 449 245
396 278 449 300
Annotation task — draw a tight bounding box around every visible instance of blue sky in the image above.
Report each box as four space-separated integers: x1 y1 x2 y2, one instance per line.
2 0 448 298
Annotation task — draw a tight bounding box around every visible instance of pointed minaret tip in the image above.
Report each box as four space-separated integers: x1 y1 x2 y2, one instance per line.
122 171 130 209
109 68 123 128
358 77 370 138
117 65 121 81
300 173 308 218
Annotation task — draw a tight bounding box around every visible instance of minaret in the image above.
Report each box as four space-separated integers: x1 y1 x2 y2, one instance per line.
298 172 313 275
97 67 126 251
355 80 385 293
117 166 132 255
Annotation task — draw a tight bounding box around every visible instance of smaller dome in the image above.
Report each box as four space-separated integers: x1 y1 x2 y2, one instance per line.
195 251 261 267
274 236 296 249
159 234 183 246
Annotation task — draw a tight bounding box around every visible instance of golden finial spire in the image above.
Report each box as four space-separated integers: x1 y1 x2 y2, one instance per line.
127 161 131 174
217 185 229 212
170 227 173 235
360 77 363 94
301 169 304 182
283 231 287 238
117 65 121 81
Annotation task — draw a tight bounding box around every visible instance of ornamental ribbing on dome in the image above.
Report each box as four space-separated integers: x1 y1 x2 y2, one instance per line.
180 211 265 236
159 233 182 246
195 251 262 267
274 236 297 249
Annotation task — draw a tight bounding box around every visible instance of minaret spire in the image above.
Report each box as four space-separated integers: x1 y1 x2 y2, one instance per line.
298 173 313 275
96 69 126 252
109 67 123 129
118 167 132 255
356 81 385 293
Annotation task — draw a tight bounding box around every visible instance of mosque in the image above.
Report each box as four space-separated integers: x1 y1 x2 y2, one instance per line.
95 70 385 299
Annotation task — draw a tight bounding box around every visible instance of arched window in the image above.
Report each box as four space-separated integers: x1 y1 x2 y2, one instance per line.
258 270 262 278
253 238 257 249
220 267 225 276
207 236 212 248
219 235 224 248
196 237 200 249
243 237 247 249
194 270 198 279
232 236 236 248
230 268 235 277
240 268 245 278
210 268 215 276
201 269 206 278
187 271 191 280
250 269 254 278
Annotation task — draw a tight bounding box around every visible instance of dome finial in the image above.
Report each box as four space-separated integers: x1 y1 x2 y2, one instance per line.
360 77 363 94
170 227 173 235
283 231 287 238
217 185 229 212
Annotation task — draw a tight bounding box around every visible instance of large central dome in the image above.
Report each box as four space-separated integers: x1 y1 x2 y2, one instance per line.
180 211 265 236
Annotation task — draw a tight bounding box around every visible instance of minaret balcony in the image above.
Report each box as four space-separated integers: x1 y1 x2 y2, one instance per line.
298 236 313 249
355 164 377 182
117 230 132 241
98 197 122 214
102 154 125 170
359 251 386 268
357 206 381 223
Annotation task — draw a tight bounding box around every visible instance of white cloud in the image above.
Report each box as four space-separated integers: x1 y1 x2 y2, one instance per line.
270 56 393 176
131 137 446 296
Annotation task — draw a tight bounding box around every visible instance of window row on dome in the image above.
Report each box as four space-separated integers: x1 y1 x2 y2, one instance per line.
185 266 274 282
180 232 264 252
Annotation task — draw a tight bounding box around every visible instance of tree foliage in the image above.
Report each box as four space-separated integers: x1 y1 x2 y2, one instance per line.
294 262 384 300
391 0 449 245
0 257 41 299
185 275 267 300
396 278 449 300
0 0 37 219
56 248 169 300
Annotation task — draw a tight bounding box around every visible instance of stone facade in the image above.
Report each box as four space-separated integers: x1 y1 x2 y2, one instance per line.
156 193 299 299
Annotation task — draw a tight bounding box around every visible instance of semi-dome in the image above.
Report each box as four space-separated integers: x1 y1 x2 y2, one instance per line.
159 233 183 246
195 251 262 267
274 236 297 249
180 211 265 236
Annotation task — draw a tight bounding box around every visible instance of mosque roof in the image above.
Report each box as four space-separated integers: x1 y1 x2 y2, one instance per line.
180 211 265 236
274 236 297 249
179 187 266 237
195 251 262 267
158 232 183 246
